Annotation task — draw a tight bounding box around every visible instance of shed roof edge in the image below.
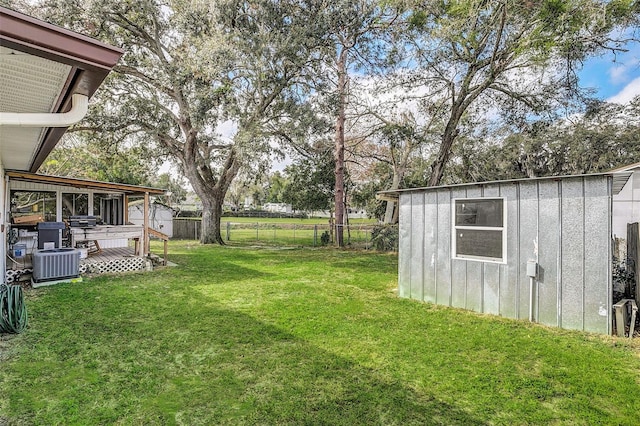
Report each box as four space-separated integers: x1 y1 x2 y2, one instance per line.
378 171 633 198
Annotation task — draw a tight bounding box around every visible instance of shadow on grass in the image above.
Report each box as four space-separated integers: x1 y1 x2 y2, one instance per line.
169 257 273 283
3 282 485 425
142 303 487 425
330 256 398 274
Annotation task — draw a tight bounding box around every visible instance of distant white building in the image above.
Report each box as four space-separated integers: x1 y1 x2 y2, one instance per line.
175 193 202 213
263 203 292 214
310 209 369 219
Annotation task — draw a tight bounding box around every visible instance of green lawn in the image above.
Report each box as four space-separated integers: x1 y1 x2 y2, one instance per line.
175 218 379 247
181 216 376 225
1 241 640 425
223 223 375 248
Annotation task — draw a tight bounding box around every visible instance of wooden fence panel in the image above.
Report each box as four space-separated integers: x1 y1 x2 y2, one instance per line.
173 219 200 240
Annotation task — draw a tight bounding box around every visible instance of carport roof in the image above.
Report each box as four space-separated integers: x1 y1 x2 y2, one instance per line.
6 171 166 196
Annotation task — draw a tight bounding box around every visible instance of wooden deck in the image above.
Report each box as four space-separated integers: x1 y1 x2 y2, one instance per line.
5 245 166 283
79 246 150 275
80 246 139 265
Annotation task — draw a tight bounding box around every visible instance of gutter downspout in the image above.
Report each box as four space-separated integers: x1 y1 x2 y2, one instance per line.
0 94 88 127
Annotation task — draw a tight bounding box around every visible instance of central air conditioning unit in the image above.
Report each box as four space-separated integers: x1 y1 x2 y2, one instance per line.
32 248 80 285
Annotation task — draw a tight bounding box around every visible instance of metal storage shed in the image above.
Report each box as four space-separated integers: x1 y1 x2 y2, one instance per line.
379 172 633 335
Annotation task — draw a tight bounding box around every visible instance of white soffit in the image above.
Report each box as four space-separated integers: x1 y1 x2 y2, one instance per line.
0 46 72 170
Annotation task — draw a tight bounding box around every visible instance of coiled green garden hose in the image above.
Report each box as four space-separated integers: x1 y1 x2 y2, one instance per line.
0 283 28 334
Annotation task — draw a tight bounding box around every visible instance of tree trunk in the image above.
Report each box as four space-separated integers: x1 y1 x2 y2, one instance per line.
334 46 348 247
383 171 401 224
383 200 395 224
181 146 240 245
383 139 414 224
429 127 458 187
200 192 225 245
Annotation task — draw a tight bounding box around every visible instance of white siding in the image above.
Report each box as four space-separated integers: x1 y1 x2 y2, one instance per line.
1 161 5 283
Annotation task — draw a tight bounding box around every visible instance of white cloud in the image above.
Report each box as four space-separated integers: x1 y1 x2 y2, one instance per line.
607 77 640 104
608 64 630 84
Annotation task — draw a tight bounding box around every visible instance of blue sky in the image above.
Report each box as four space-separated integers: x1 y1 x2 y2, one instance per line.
577 41 640 103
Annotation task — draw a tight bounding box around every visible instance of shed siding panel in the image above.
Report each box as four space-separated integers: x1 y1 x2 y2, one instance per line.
537 180 560 327
436 189 452 306
482 185 501 315
583 177 610 334
11 181 47 191
466 261 483 311
518 182 538 320
450 188 468 309
463 188 483 311
10 181 87 193
501 184 519 318
423 191 438 303
451 259 467 309
561 179 585 330
483 263 500 315
398 194 412 299
410 193 425 301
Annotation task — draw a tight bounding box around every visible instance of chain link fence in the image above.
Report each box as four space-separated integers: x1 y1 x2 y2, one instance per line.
173 219 398 250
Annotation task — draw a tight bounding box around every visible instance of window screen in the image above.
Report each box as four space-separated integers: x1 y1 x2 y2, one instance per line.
10 191 57 222
455 199 503 227
94 193 123 225
453 198 505 262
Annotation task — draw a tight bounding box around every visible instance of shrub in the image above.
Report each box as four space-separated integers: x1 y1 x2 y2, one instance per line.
371 225 398 252
613 260 636 303
320 231 331 246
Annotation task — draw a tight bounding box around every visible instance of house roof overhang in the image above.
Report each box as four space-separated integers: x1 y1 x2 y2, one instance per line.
6 171 166 196
0 6 124 172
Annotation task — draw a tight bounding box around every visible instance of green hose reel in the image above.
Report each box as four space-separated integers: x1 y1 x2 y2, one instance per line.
0 283 28 334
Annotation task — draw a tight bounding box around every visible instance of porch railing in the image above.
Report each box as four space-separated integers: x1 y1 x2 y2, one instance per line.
148 227 169 266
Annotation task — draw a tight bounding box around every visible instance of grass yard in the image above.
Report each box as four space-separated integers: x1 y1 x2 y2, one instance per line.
175 218 380 248
1 241 640 425
181 216 376 225
223 222 376 248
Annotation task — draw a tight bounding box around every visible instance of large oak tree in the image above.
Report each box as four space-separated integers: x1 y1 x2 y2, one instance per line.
401 0 639 187
29 0 330 244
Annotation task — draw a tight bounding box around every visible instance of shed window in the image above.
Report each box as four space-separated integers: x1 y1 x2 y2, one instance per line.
453 198 505 262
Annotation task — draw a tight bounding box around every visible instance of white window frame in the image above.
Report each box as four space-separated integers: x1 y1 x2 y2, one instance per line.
452 197 507 264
